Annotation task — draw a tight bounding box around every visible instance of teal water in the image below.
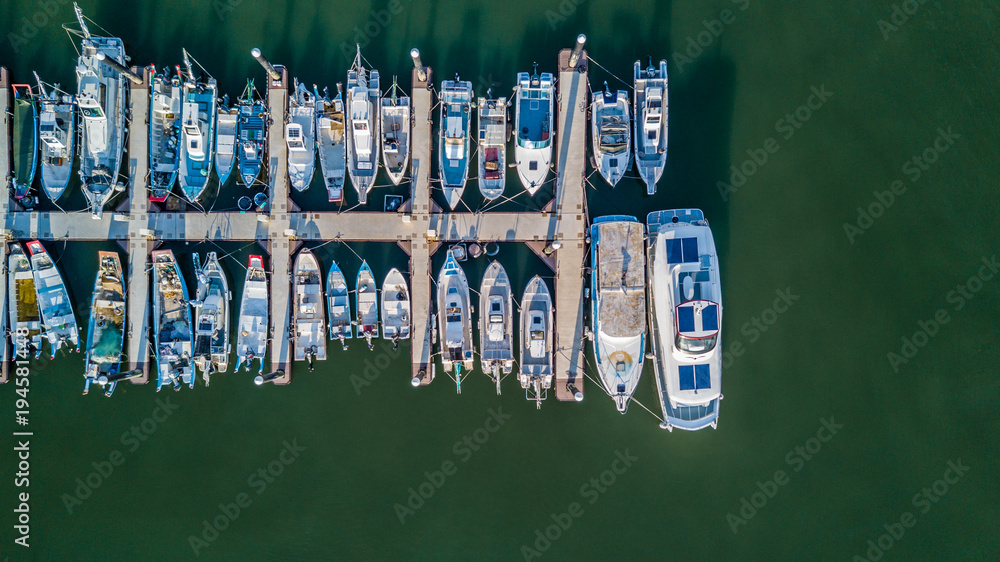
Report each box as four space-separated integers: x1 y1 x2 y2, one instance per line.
2 1 999 560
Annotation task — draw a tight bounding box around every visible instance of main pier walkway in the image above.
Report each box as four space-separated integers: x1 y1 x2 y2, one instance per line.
0 46 591 401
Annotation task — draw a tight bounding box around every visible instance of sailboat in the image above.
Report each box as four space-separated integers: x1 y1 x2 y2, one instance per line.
26 240 79 357
7 244 42 359
191 252 231 385
315 84 347 202
477 93 507 200
519 275 553 409
479 260 513 394
381 268 410 348
633 59 668 195
646 209 723 431
437 250 473 393
177 49 218 202
69 2 131 218
293 249 326 369
33 74 75 202
380 78 410 185
327 262 352 349
356 261 379 350
214 94 238 186
590 216 646 413
148 66 181 202
346 46 381 204
236 255 268 373
11 84 37 200
438 76 473 209
591 83 632 187
152 250 194 391
514 67 554 195
237 80 266 187
287 80 316 191
83 252 126 397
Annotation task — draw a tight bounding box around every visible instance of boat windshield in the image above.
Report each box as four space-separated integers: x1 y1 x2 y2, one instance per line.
676 333 717 354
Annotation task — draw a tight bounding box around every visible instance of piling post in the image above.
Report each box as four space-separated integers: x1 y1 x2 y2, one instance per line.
410 49 427 83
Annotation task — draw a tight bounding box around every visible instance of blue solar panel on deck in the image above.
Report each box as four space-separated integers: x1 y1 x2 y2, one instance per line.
678 365 695 390
666 239 682 264
677 306 695 332
695 364 711 389
702 304 719 331
682 237 699 263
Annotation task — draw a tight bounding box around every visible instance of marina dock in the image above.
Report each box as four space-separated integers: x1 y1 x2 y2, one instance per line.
0 43 592 401
1 67 10 383
124 67 151 384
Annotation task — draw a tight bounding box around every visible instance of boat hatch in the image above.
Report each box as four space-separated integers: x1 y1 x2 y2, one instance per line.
678 364 712 391
675 300 720 338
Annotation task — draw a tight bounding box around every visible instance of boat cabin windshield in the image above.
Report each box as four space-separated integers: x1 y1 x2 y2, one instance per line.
676 333 717 354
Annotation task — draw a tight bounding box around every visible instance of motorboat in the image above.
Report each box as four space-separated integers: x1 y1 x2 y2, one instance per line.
590 215 647 413
478 260 513 394
633 59 668 195
646 209 723 431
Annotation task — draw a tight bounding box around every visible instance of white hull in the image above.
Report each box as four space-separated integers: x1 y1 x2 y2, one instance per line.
591 89 632 187
346 49 380 204
178 76 218 202
519 275 553 408
288 81 316 191
477 97 507 200
439 80 473 209
27 241 79 357
293 249 326 365
356 261 379 349
590 217 646 413
236 256 269 373
633 60 668 195
479 260 513 393
647 209 722 431
381 95 410 185
381 268 410 341
437 251 473 390
514 72 554 194
316 88 346 202
327 263 352 347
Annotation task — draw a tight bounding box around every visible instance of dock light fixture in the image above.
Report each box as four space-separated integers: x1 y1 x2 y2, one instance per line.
568 34 587 68
568 383 584 401
251 48 281 81
551 240 562 250
410 49 426 83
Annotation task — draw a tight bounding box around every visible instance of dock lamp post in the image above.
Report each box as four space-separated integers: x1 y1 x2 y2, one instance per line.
568 34 586 68
410 49 427 83
251 48 281 81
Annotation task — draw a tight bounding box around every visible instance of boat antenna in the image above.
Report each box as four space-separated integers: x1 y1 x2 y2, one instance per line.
73 3 91 39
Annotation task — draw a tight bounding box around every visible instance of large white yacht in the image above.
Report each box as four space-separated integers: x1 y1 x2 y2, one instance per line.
646 209 722 431
590 216 646 413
